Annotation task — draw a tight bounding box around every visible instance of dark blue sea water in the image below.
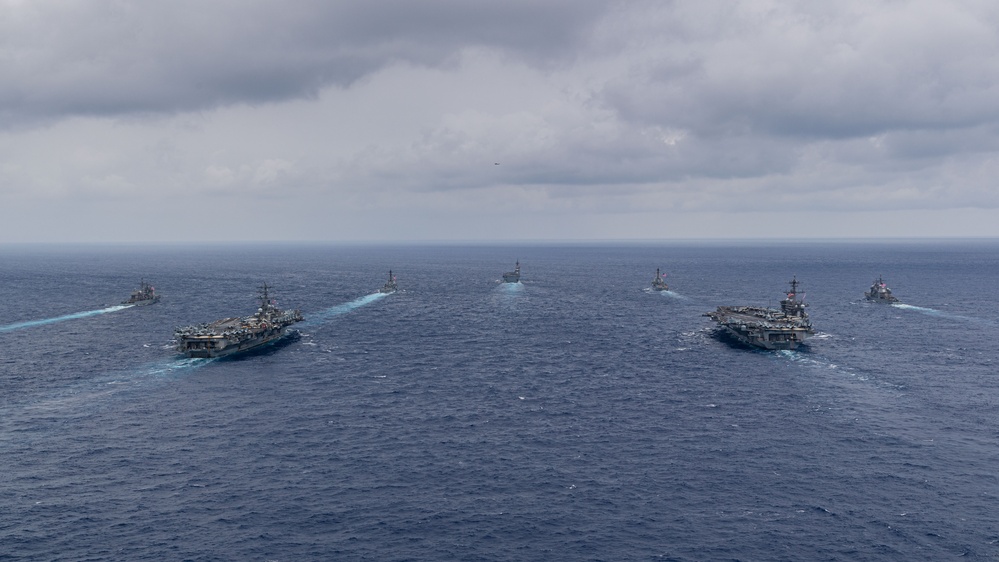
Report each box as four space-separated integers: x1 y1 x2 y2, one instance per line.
1 241 998 561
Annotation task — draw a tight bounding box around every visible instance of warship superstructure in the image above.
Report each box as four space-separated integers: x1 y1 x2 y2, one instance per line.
705 277 814 351
651 268 668 291
123 279 160 306
380 270 398 294
174 284 303 358
865 276 899 303
502 260 521 283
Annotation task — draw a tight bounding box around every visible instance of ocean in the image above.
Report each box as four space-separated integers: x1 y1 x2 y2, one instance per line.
1 241 997 561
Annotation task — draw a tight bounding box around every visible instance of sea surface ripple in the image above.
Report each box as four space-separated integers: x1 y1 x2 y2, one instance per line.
1 242 998 560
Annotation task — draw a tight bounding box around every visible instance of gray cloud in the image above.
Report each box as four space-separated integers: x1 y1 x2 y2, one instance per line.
0 0 608 127
601 2 999 141
4 1 999 242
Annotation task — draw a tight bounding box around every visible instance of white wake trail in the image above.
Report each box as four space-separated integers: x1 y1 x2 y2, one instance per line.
0 304 134 333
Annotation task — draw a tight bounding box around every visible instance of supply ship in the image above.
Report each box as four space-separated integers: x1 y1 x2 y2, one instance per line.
174 284 303 358
380 270 398 294
123 279 160 306
865 276 899 303
651 268 668 291
705 277 814 351
502 260 521 283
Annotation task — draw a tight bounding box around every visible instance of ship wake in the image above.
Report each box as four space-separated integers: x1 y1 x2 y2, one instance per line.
0 304 134 333
145 357 215 376
301 292 387 327
892 303 941 315
0 356 215 431
891 303 984 323
775 349 871 383
776 349 908 394
659 290 687 300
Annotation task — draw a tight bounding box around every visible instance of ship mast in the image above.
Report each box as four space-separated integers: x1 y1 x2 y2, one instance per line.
258 283 274 316
788 277 799 298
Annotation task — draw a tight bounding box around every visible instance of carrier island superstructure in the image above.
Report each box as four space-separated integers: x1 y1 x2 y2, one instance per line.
502 260 521 283
705 277 814 351
174 284 303 358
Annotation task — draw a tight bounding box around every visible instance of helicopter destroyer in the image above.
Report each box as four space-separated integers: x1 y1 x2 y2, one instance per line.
865 276 899 303
380 270 398 294
705 277 814 351
651 268 668 291
174 284 303 358
502 260 521 283
123 279 160 306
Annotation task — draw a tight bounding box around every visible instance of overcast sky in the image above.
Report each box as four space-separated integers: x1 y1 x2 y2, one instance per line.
2 0 999 243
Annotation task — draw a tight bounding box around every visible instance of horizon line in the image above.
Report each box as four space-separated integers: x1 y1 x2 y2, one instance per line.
3 236 999 248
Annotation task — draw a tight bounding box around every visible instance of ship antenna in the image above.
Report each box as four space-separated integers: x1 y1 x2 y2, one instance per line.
259 283 272 309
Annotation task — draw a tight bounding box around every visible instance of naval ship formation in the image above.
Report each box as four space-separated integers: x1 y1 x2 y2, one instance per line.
174 284 303 358
44 264 914 361
705 277 814 351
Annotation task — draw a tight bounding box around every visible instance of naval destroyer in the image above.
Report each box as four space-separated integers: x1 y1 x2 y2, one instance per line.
705 277 814 351
865 276 899 303
174 284 303 358
123 279 160 306
380 270 398 294
502 260 521 283
651 268 668 291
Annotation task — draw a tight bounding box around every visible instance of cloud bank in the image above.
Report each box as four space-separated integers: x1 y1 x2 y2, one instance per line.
2 0 999 242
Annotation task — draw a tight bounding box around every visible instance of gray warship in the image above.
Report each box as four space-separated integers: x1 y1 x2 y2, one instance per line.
705 277 814 351
380 270 398 294
502 260 521 283
865 276 899 303
651 268 668 291
123 279 160 306
174 284 304 358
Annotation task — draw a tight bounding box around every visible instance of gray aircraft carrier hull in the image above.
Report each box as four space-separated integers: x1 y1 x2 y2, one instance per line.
707 306 813 351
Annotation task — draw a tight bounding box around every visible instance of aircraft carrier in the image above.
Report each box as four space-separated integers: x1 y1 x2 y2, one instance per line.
705 277 814 351
174 284 303 358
